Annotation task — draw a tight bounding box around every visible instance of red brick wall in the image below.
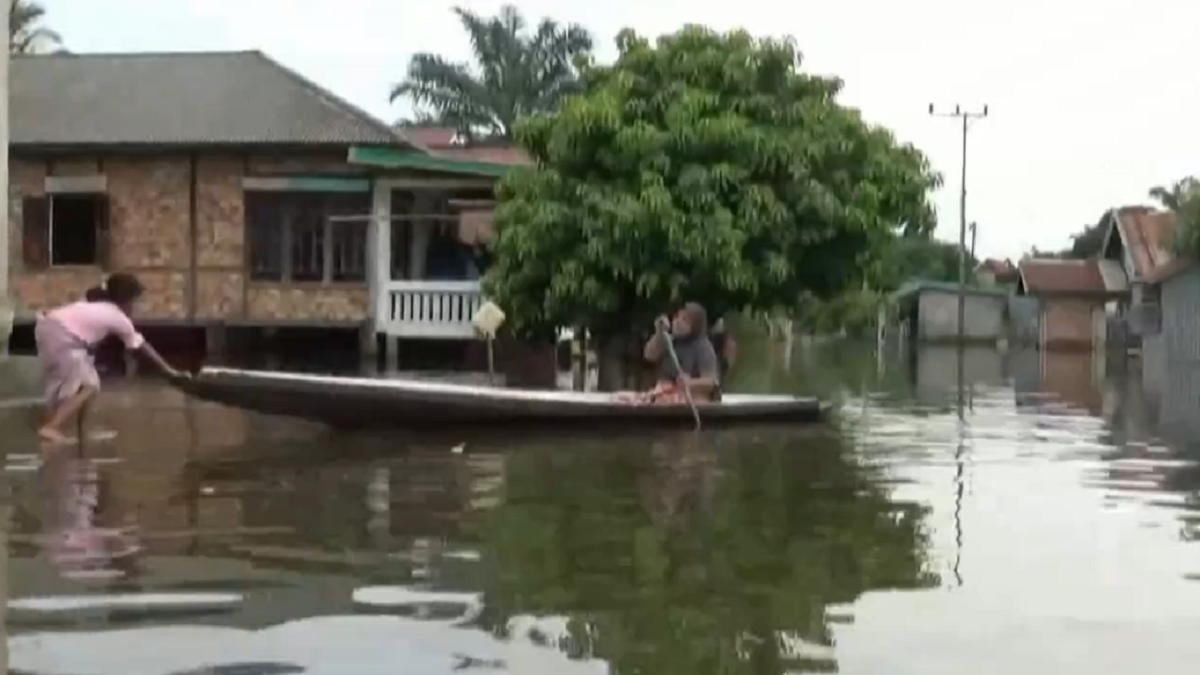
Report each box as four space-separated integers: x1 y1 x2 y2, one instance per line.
1042 298 1099 350
247 286 369 322
8 152 371 324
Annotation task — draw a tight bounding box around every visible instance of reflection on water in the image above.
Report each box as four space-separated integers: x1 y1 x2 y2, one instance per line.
2 344 1200 673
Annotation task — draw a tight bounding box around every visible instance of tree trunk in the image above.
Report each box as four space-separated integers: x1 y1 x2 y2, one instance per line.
595 331 651 393
596 335 628 392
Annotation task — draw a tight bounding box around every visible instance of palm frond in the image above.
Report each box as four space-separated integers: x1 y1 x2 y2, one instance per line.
392 5 593 139
10 0 61 54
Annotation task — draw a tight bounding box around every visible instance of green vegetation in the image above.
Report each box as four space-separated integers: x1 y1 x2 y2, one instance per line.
485 25 939 342
1150 176 1200 213
1168 185 1200 259
390 5 593 139
11 0 61 54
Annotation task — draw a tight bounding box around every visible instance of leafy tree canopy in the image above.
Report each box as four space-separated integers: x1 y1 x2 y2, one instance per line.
485 26 941 339
390 4 593 140
1169 188 1200 259
1150 176 1199 212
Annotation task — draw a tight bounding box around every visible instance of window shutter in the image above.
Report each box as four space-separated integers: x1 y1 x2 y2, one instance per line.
21 196 49 269
95 195 112 270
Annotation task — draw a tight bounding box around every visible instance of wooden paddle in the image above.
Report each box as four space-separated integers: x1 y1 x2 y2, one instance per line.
658 320 702 431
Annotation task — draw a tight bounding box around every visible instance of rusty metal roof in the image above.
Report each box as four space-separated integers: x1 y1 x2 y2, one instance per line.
1018 259 1111 295
1111 207 1177 279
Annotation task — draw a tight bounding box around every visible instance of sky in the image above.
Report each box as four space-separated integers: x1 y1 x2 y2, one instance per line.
39 0 1200 260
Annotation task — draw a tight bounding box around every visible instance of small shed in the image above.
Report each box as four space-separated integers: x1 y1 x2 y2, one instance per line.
889 280 1009 344
1016 258 1126 351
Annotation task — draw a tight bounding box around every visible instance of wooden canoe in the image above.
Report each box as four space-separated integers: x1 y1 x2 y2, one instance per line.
174 367 824 429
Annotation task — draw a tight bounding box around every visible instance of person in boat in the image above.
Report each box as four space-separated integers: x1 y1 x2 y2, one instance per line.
34 273 187 446
618 302 722 404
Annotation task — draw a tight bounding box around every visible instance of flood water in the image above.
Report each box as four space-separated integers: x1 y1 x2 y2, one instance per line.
3 342 1200 674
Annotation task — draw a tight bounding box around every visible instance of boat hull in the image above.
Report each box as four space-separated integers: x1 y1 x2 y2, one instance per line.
175 368 824 429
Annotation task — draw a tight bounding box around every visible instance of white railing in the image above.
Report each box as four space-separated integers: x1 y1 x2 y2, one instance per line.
380 280 485 339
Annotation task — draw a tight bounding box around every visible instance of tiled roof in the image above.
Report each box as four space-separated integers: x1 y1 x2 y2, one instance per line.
398 127 464 149
11 51 405 147
397 126 531 166
1018 259 1110 295
1112 207 1176 279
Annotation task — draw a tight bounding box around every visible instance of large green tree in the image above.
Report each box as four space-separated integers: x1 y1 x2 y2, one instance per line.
390 5 593 140
485 26 940 343
10 0 61 54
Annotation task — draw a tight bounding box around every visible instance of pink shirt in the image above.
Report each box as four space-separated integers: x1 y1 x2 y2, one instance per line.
47 301 145 350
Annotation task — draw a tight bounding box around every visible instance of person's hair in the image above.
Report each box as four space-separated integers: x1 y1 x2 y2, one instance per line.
85 273 145 307
680 302 709 335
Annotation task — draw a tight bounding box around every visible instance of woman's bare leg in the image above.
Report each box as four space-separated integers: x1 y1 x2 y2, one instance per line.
39 387 97 444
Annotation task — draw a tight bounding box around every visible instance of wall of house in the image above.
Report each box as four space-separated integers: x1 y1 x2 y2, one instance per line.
916 291 1007 342
1142 267 1200 398
7 152 372 325
1040 297 1101 350
1040 350 1103 413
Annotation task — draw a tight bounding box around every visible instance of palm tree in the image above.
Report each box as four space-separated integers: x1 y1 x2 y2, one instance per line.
1149 176 1200 212
390 5 593 141
11 0 62 54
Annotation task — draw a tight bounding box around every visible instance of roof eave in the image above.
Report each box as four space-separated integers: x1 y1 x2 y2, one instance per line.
348 145 515 179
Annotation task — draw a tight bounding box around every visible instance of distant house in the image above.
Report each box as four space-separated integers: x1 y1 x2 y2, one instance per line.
974 258 1019 289
889 280 1009 345
1016 258 1127 350
1097 206 1176 329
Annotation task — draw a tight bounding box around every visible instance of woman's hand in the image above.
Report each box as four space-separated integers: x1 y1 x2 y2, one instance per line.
166 368 191 381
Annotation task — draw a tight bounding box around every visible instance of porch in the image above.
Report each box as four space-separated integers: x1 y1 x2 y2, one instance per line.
365 176 494 340
379 279 484 339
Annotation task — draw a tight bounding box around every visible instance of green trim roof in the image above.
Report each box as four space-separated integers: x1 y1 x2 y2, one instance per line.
890 279 1010 301
348 145 513 178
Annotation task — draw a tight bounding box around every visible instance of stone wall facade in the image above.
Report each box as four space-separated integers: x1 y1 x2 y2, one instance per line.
7 151 371 325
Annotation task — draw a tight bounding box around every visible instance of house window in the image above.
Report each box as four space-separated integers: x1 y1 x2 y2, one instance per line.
245 191 370 283
22 194 110 269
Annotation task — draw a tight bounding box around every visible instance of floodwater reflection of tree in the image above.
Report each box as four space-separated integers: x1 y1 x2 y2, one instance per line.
474 428 939 674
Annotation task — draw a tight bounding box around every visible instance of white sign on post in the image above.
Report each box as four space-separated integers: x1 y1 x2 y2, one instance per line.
472 301 506 385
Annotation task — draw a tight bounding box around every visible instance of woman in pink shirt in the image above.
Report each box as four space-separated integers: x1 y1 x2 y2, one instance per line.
35 273 185 445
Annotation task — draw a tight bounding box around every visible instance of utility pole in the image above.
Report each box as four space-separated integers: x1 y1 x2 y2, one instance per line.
929 104 988 343
0 0 8 300
969 221 978 263
1 2 10 669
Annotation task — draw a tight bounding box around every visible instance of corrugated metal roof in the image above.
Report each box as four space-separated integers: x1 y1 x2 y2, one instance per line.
1018 259 1109 295
11 51 405 147
890 279 1010 301
1095 259 1129 292
1113 207 1177 279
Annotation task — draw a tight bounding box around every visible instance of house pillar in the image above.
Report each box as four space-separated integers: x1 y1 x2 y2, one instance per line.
205 325 227 358
369 180 392 336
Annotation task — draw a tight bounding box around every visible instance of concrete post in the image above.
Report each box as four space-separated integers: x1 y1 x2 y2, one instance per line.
205 325 227 359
